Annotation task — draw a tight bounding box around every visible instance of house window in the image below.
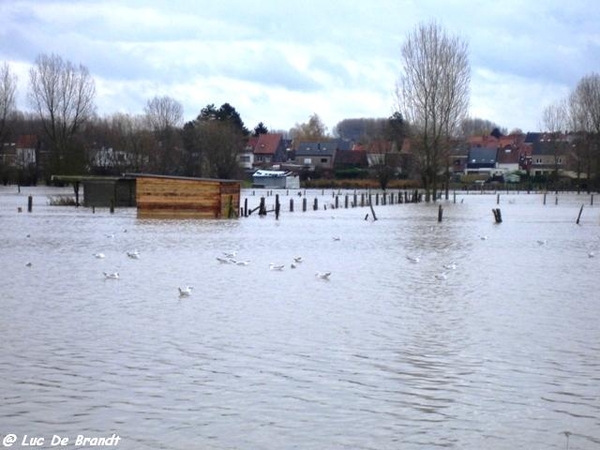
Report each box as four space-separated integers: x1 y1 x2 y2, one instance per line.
320 158 328 163
303 158 311 165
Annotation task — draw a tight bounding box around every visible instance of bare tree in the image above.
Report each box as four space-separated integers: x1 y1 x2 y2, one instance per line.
541 99 568 184
144 95 184 131
144 95 184 174
567 73 600 191
396 21 470 201
28 53 96 176
0 62 18 145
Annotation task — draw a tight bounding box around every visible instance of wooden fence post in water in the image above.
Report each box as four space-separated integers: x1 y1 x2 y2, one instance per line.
289 198 294 212
110 199 115 214
543 192 547 205
345 195 349 209
492 208 502 223
244 198 248 217
497 194 500 205
313 197 318 211
259 197 267 216
27 195 32 212
302 198 307 212
438 204 443 222
275 194 280 219
591 194 594 206
335 195 339 209
369 199 378 221
576 204 584 224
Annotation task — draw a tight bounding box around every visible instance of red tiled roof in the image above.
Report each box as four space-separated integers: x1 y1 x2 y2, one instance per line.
253 133 282 155
16 135 38 148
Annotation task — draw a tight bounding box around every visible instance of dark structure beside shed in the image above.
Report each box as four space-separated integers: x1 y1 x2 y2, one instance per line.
83 177 136 207
51 175 136 207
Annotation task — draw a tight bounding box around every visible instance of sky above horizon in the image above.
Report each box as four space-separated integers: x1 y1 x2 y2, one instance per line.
1 0 599 135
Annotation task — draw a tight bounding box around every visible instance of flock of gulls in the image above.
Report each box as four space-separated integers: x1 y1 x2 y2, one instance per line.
216 251 333 284
92 235 334 298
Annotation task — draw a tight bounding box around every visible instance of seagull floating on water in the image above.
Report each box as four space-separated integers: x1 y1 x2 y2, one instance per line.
93 253 105 259
233 259 250 266
178 286 193 297
588 251 595 258
332 236 341 241
536 239 548 245
294 256 304 263
216 256 231 264
270 263 285 271
406 255 420 263
25 262 32 267
126 250 140 259
443 262 457 270
316 271 331 280
223 251 237 259
479 235 488 241
435 272 448 280
103 271 119 279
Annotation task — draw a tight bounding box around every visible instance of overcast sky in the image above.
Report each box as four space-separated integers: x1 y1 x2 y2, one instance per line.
1 0 599 134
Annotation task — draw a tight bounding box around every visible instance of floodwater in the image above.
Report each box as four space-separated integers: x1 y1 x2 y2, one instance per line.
1 186 599 450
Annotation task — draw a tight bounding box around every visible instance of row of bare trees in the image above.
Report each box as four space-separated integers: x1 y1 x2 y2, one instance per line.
542 74 600 189
0 54 254 183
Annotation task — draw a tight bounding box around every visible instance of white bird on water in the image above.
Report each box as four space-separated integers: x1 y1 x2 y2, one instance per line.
537 239 548 245
294 256 304 263
178 286 193 297
270 263 285 271
316 271 331 280
103 271 119 279
216 256 231 264
406 255 420 263
435 272 448 281
127 250 140 259
443 262 457 270
93 253 105 259
589 251 595 258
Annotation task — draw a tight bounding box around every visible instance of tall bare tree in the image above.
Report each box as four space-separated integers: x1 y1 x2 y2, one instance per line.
28 53 96 176
0 62 17 145
396 21 470 201
541 99 568 184
567 73 600 191
144 95 184 174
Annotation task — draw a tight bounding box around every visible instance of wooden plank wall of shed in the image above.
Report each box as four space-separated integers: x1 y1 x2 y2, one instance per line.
137 177 221 217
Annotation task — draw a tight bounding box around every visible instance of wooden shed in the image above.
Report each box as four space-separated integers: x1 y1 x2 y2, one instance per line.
132 174 241 218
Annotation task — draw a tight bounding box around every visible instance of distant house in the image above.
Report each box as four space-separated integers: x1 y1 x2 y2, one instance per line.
467 147 498 175
238 136 258 171
525 132 570 177
294 141 338 171
252 133 287 167
333 149 368 170
352 140 396 167
496 144 521 173
1 135 38 168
